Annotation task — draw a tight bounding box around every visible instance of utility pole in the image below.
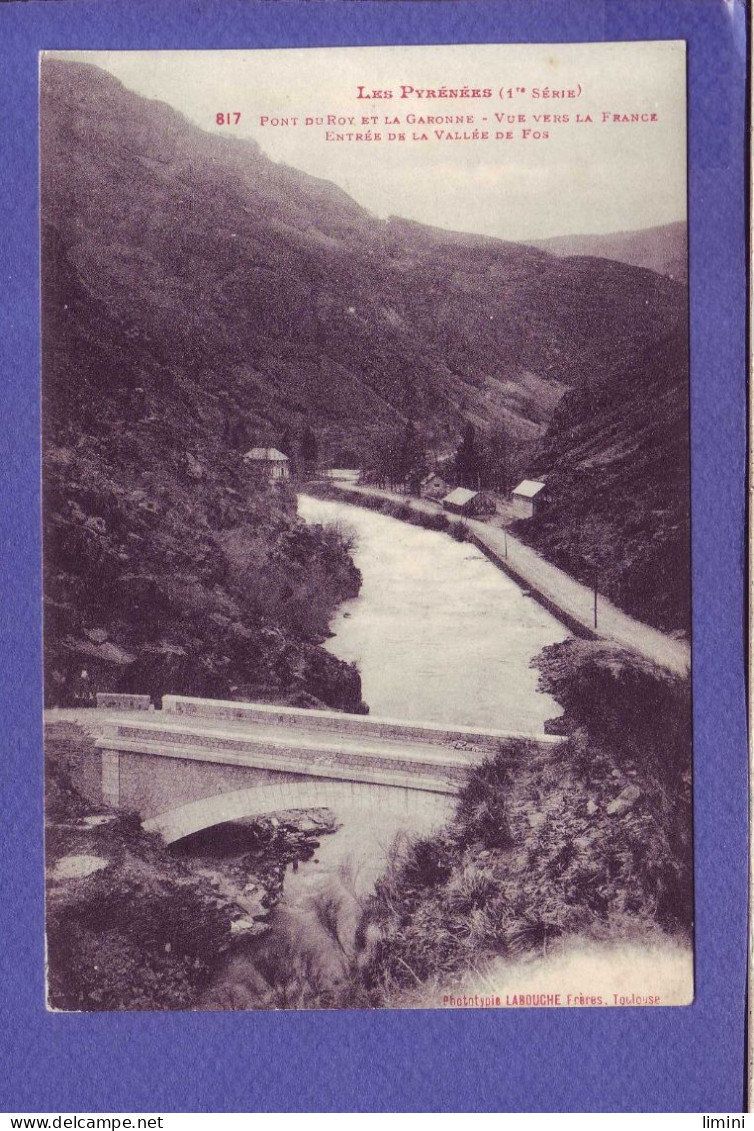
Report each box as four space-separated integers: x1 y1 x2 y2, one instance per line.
593 567 598 629
504 528 508 560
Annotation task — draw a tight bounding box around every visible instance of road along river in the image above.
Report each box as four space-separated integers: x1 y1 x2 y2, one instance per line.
190 494 571 1008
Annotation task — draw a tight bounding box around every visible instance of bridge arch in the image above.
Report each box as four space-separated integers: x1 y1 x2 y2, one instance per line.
143 778 458 845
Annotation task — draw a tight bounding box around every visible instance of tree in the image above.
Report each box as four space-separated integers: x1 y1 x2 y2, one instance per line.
279 428 293 457
278 427 297 478
397 420 426 494
228 417 250 451
299 426 318 473
455 422 481 489
483 425 510 494
360 420 426 492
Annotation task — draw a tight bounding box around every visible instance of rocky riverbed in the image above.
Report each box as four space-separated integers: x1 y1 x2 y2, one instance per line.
171 808 339 935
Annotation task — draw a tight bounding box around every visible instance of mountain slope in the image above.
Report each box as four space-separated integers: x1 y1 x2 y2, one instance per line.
512 324 690 632
528 222 687 281
41 65 370 709
41 59 686 464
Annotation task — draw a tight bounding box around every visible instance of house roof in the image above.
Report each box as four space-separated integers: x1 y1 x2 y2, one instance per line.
512 479 546 499
244 448 289 462
443 487 478 506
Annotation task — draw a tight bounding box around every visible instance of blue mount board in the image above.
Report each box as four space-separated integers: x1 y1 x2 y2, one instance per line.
0 0 747 1114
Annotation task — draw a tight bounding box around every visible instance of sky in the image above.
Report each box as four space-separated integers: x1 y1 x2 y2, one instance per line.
51 43 687 242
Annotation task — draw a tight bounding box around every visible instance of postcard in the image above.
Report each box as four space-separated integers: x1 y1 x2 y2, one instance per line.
41 41 694 1012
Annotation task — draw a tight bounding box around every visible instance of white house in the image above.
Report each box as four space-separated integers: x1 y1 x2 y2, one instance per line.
442 487 480 516
243 447 290 482
511 479 547 519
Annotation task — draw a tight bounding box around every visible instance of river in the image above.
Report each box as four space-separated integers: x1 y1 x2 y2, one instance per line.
189 494 570 1009
298 494 567 732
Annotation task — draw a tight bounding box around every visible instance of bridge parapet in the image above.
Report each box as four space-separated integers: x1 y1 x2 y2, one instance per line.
161 694 563 755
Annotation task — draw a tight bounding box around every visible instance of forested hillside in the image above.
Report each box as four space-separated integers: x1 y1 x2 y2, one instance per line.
513 325 690 631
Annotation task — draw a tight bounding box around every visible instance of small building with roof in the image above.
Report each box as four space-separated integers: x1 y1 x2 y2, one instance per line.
420 472 450 501
511 479 547 519
442 487 481 516
243 447 290 482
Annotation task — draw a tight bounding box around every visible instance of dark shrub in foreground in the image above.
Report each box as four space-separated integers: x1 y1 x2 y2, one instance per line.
47 867 234 1011
416 512 450 533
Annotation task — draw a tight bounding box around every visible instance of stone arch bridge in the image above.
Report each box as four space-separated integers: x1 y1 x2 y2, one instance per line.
95 695 563 844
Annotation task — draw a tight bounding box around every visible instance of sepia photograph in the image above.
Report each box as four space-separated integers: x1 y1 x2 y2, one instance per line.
41 42 693 1012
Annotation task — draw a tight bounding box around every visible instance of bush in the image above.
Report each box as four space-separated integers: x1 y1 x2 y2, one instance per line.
449 521 471 542
444 865 499 914
47 871 234 1011
421 513 450 533
401 836 453 889
322 520 358 554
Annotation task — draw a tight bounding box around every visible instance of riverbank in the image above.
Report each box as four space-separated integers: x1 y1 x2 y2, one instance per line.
44 447 367 713
46 721 235 1009
304 481 691 677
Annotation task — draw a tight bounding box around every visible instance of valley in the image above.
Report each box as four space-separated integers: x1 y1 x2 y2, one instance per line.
41 55 693 1014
